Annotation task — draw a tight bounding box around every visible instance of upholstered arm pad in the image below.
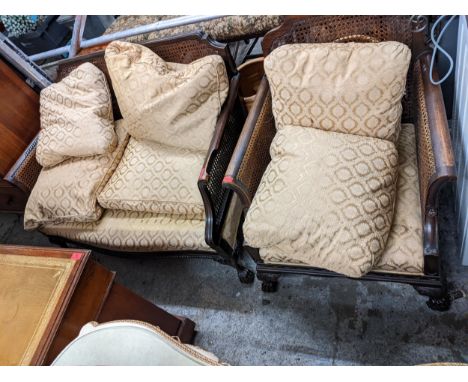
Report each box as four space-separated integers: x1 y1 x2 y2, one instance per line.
223 77 276 208
414 53 456 273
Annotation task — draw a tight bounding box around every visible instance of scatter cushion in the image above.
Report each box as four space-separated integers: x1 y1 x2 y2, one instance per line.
104 41 229 151
24 120 129 230
40 210 212 253
256 124 424 276
243 126 399 278
373 124 424 275
264 42 411 143
36 62 116 167
98 137 205 219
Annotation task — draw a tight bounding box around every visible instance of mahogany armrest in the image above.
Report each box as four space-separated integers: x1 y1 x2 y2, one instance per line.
223 77 276 209
5 135 42 194
414 53 456 274
198 74 247 249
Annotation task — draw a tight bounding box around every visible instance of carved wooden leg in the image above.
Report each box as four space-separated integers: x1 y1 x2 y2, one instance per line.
237 266 255 284
426 290 465 312
258 272 279 293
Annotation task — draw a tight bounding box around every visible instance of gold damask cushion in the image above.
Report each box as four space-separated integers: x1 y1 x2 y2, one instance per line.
255 124 424 276
374 124 423 275
24 120 129 230
105 41 229 151
40 210 212 252
264 42 411 143
243 126 398 278
37 63 116 167
98 137 205 218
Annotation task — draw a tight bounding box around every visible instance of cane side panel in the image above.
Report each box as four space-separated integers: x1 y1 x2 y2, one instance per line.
414 60 436 211
5 136 42 193
236 91 276 205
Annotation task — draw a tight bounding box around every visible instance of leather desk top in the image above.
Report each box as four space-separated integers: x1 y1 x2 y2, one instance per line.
0 245 89 365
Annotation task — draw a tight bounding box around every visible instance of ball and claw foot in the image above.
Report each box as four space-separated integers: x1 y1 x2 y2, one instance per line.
427 290 465 311
261 280 278 293
237 268 255 284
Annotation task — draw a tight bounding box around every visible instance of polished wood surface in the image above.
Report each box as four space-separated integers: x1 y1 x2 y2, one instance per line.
0 246 89 365
44 260 115 364
0 59 40 177
0 245 196 365
0 179 28 213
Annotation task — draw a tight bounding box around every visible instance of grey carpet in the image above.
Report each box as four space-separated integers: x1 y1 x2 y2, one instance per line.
1 186 467 365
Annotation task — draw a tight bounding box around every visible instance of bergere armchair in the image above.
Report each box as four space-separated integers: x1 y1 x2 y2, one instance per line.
223 16 458 309
6 32 253 283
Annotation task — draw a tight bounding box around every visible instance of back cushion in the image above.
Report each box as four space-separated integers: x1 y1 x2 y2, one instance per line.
264 42 411 143
37 62 116 167
105 41 229 152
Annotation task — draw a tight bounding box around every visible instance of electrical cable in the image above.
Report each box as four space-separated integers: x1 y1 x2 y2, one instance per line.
429 15 457 85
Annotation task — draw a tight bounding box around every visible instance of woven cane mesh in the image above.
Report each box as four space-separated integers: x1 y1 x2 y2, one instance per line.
6 137 42 193
414 60 436 210
206 98 246 229
237 90 276 203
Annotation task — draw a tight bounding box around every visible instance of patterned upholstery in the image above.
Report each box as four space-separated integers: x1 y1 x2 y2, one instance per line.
264 43 411 143
37 63 116 167
98 137 206 219
24 121 129 230
373 124 424 275
104 15 284 43
105 41 229 152
40 209 212 252
243 126 399 278
255 124 424 276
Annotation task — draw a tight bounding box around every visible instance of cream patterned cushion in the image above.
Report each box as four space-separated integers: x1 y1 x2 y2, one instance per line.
243 126 399 278
374 124 424 275
255 124 424 276
264 42 411 143
98 137 205 219
24 120 129 230
37 63 116 167
40 210 212 253
105 41 229 151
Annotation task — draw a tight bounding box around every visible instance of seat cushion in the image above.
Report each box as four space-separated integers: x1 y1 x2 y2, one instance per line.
104 15 283 43
98 137 205 219
40 210 211 252
105 41 229 152
255 124 424 276
264 42 411 143
373 124 424 275
37 63 116 167
24 120 129 230
243 126 399 278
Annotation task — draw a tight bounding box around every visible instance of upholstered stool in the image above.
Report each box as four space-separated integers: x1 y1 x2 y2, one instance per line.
53 320 223 366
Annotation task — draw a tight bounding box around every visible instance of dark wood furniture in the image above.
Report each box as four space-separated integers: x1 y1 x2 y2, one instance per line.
4 32 252 284
223 16 457 310
0 245 195 365
0 59 41 213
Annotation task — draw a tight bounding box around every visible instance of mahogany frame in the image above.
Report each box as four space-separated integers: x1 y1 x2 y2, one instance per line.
5 32 252 282
223 16 457 309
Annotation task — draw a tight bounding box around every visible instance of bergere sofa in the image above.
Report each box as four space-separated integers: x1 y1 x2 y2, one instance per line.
223 16 458 310
7 32 254 283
